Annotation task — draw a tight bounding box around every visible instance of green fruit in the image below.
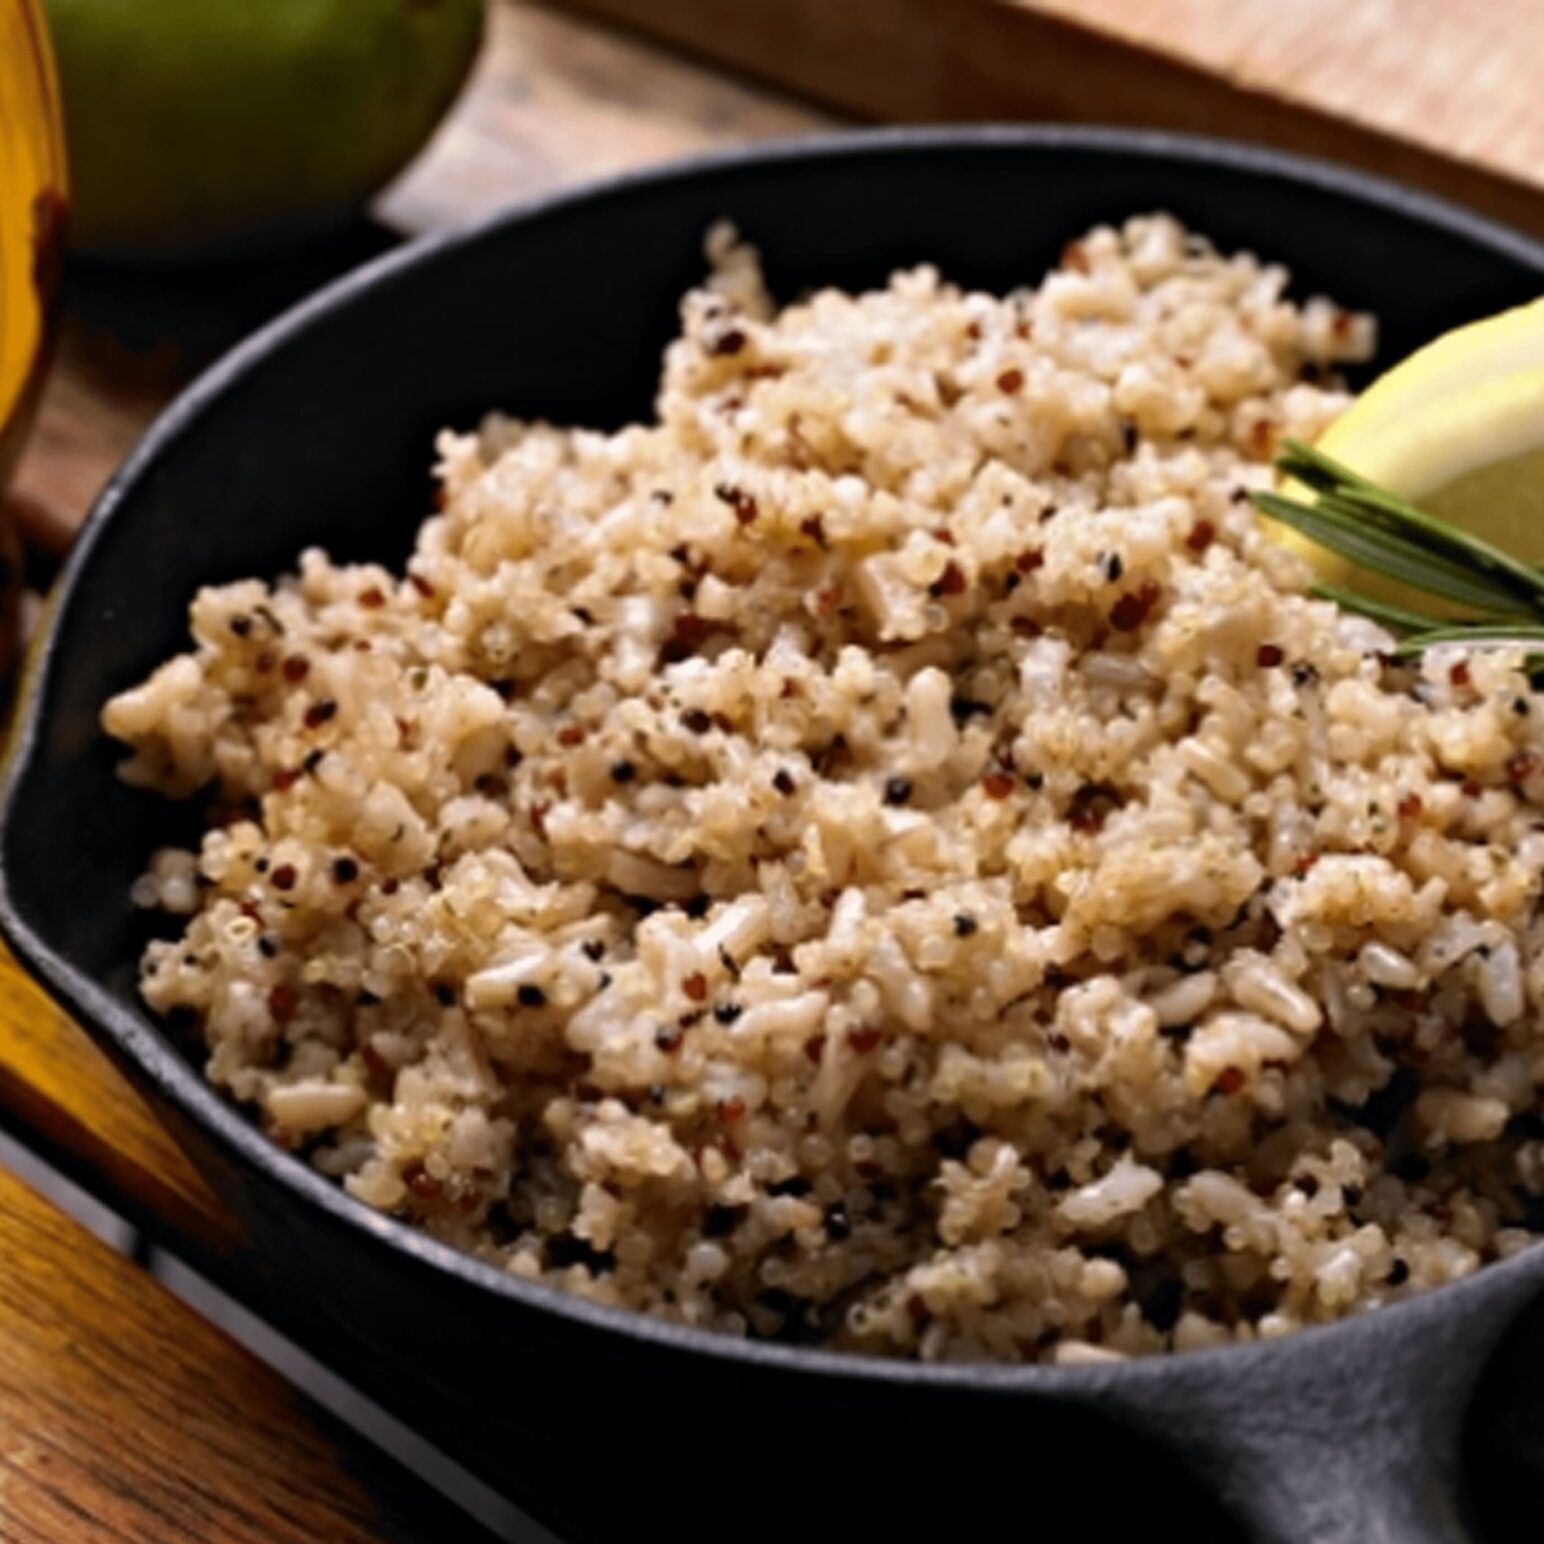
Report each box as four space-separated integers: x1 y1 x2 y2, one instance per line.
45 0 484 256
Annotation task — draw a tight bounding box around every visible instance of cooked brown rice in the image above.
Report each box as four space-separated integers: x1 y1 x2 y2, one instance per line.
104 216 1544 1362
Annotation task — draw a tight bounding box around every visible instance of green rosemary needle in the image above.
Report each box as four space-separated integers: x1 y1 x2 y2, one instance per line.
1251 439 1544 654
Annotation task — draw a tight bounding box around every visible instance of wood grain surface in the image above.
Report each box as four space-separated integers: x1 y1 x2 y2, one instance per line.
380 0 830 234
1031 0 1544 187
0 940 238 1262
0 1164 485 1542
552 0 1544 239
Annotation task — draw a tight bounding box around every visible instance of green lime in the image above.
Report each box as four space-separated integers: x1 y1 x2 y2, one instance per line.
46 0 484 255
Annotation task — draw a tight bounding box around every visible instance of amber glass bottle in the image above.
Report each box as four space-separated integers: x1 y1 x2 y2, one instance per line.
0 0 67 488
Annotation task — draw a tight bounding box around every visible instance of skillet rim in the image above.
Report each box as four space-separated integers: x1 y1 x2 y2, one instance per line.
7 121 1544 1395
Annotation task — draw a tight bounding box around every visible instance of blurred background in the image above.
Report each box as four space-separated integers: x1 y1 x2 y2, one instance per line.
3 2 1544 1540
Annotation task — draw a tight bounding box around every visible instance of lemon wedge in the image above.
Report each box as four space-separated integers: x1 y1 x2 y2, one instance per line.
1281 297 1544 614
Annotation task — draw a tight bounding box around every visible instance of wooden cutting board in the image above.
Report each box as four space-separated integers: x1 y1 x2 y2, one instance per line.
551 0 1544 238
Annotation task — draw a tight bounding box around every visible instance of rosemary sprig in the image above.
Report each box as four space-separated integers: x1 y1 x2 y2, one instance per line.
1305 584 1444 634
1250 439 1544 658
1251 489 1538 617
1390 623 1544 659
1273 441 1544 610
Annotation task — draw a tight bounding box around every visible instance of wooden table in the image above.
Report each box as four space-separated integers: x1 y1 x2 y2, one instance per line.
6 2 1544 1538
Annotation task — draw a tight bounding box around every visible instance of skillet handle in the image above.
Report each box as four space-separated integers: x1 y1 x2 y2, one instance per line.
1084 1262 1543 1544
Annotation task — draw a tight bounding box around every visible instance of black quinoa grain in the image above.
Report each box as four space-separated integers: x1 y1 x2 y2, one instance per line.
772 768 796 796
433 983 456 1007
681 707 713 734
1102 553 1124 582
257 935 279 959
301 749 325 775
823 1202 852 1241
883 776 913 806
1141 1275 1184 1333
544 1236 616 1274
713 1002 743 1025
581 940 606 962
1387 1257 1411 1286
610 760 637 784
303 699 337 729
932 1118 983 1159
1068 780 1121 833
952 913 978 937
229 614 253 638
703 1203 742 1237
331 856 359 884
517 984 547 1008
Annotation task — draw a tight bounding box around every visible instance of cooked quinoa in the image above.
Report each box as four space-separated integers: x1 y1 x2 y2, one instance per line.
103 216 1544 1362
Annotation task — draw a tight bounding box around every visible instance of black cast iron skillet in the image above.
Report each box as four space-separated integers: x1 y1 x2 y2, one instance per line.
6 127 1544 1544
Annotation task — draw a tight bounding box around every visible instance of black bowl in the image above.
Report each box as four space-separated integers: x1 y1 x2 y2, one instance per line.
7 127 1544 1544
